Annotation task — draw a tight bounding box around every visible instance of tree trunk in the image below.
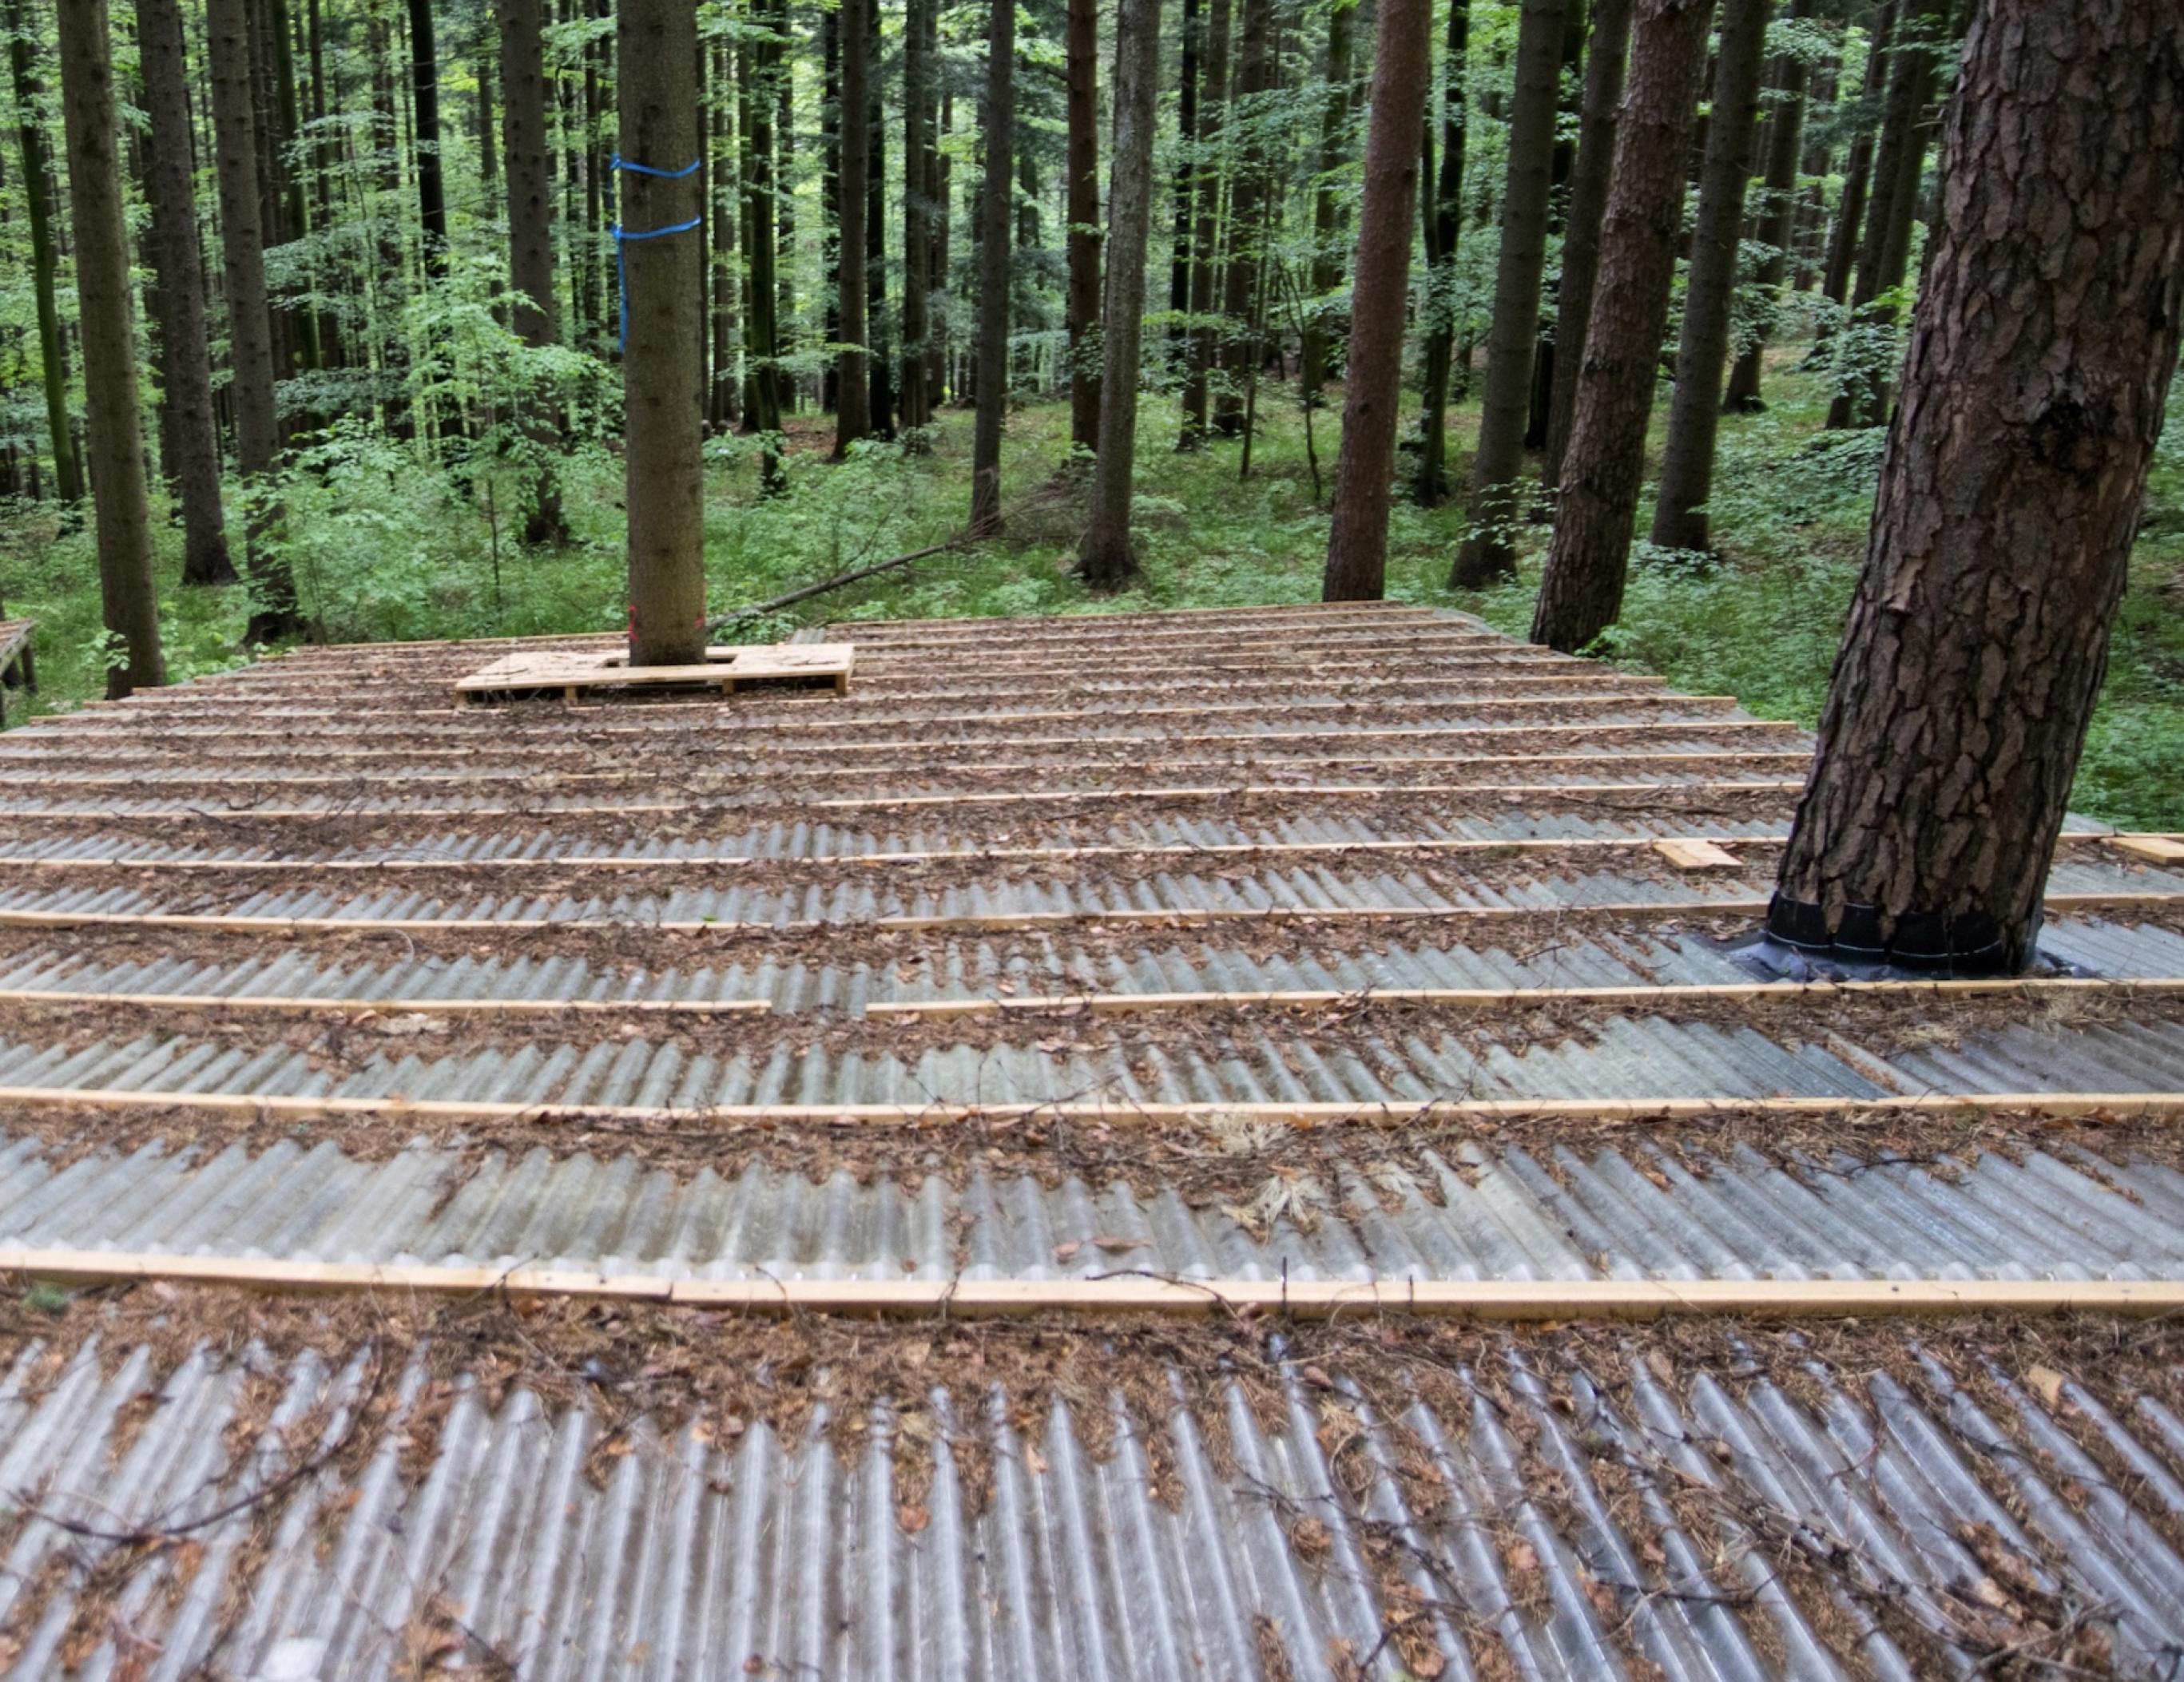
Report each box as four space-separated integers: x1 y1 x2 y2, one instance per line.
1412 0 1468 506
1297 0 1355 403
407 0 446 276
1075 0 1162 589
1770 0 2184 974
712 34 741 430
1063 0 1101 452
1177 0 1228 449
820 7 839 413
1723 0 1816 411
58 0 165 695
1320 0 1433 601
1166 0 1200 372
967 0 1013 534
477 17 497 191
741 9 784 488
1523 0 1590 451
1541 0 1632 492
1213 0 1271 438
619 0 705 664
9 1 81 505
1819 1 1892 307
900 0 932 434
1449 0 1567 586
135 0 236 586
498 0 567 545
835 0 871 454
1529 0 1712 649
1649 0 1772 553
866 0 892 435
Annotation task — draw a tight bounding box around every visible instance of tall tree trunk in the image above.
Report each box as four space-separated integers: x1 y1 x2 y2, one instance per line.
477 17 496 191
1075 0 1163 589
710 34 740 430
1523 0 1590 450
1723 0 1816 411
1297 0 1353 403
407 0 446 276
9 1 81 505
866 0 891 435
1320 0 1433 601
835 0 871 453
1529 0 1712 649
1165 0 1201 371
1825 0 1940 428
1540 0 1631 491
900 0 932 434
1412 0 1469 506
1770 0 2184 974
135 0 236 586
741 6 783 489
1177 0 1229 449
1649 0 1772 553
619 0 705 664
498 0 567 545
820 6 839 411
1213 0 1270 437
1064 0 1101 452
1818 0 1892 307
1449 0 1567 586
776 18 797 407
208 0 302 641
58 0 165 695
968 0 1014 534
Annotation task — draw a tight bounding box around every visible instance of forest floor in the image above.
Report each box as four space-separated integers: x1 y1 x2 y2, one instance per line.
3 341 2179 827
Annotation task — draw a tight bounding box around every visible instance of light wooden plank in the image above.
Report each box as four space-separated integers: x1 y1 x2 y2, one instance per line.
0 988 769 1018
1654 838 1742 871
2114 835 2184 864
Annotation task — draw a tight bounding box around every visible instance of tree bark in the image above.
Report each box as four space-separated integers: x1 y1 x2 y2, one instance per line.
1167 0 1201 371
1723 0 1816 411
1075 0 1162 589
498 0 567 545
1320 0 1433 601
406 0 446 276
1523 0 1591 451
1177 0 1229 449
968 0 1014 534
1649 0 1772 553
135 0 236 586
1063 0 1102 452
900 0 933 435
1297 0 1355 403
1770 0 2184 974
1529 0 1712 650
741 6 784 487
710 34 740 430
58 0 165 696
1213 0 1272 438
9 0 81 505
835 0 871 454
1412 0 1469 506
1819 1 1892 306
1541 0 1631 492
618 0 705 664
1449 0 1567 586
865 0 891 435
208 0 302 642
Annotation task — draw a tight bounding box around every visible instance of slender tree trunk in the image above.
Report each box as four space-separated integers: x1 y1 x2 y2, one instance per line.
1649 0 1772 553
1213 0 1271 437
1177 0 1229 448
866 0 891 435
1819 1 1892 307
1166 0 1201 371
208 0 301 641
1449 0 1567 585
776 15 797 406
1076 0 1163 589
9 1 80 505
1523 0 1590 450
1062 0 1101 451
1297 0 1353 401
135 0 236 585
407 0 446 276
820 7 839 412
968 0 1015 534
619 0 705 664
1723 0 1816 411
741 6 783 488
901 0 932 435
1321 0 1433 601
477 18 497 192
1412 0 1469 506
1541 0 1631 491
1529 0 1712 649
58 0 165 694
498 0 567 545
834 0 871 454
1771 0 2184 974
711 34 739 430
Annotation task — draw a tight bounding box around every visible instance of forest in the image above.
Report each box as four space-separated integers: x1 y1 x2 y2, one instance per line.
0 0 2178 842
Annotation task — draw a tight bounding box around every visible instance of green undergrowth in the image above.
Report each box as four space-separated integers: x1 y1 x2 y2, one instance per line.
2 347 2178 829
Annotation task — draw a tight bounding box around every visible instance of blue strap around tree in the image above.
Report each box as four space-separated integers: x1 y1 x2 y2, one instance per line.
610 155 703 355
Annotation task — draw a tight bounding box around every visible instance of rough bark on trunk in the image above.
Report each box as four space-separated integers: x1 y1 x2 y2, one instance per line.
835 0 871 454
618 0 705 664
1770 0 2184 974
407 0 446 276
1649 0 1772 553
58 0 165 695
1320 0 1432 601
208 0 301 642
135 0 236 586
1177 0 1229 449
968 0 1014 534
1541 0 1632 492
1213 0 1271 438
1075 0 1162 589
1723 0 1816 411
498 0 566 545
1528 0 1711 650
10 1 80 506
1064 0 1102 452
1412 0 1469 506
1449 0 1567 586
1298 0 1354 403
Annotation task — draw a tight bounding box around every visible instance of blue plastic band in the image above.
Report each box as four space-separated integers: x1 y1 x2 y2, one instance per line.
610 157 704 351
613 153 703 180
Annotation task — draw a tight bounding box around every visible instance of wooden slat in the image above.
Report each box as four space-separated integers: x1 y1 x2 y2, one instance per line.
2 1246 2178 1319
1654 838 1742 871
0 988 769 1018
456 642 855 700
2114 835 2184 864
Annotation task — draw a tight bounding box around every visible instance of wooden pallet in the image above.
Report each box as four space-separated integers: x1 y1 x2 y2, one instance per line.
455 641 854 703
